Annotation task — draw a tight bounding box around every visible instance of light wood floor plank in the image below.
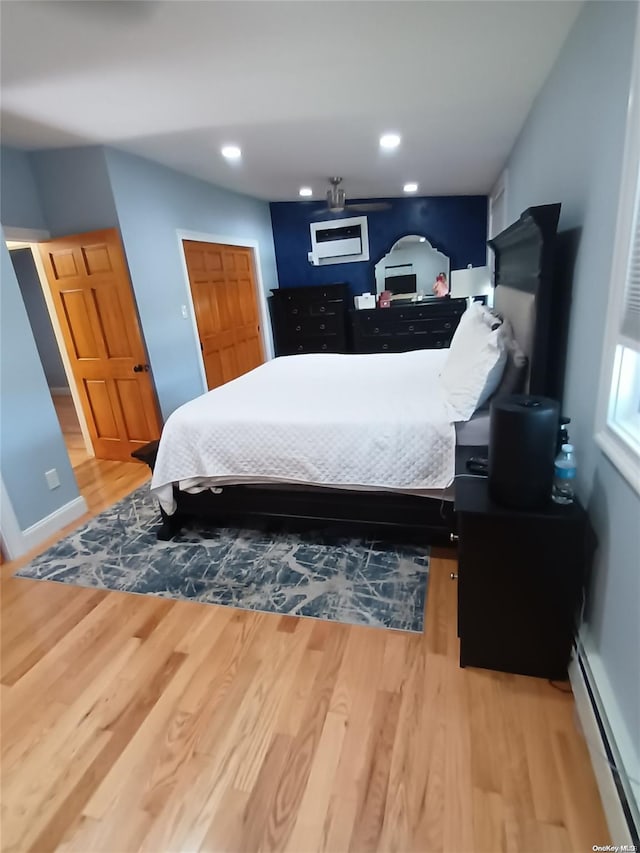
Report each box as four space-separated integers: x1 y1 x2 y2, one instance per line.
0 464 610 852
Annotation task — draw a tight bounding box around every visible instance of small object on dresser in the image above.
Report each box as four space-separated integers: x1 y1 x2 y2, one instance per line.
378 290 391 308
354 293 376 310
552 443 576 505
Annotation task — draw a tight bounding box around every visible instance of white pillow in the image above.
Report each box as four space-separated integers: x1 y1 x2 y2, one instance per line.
439 301 507 420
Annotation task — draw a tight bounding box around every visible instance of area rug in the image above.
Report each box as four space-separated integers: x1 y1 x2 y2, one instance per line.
17 486 430 632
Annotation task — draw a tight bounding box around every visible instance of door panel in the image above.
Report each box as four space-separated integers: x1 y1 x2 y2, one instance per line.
39 229 162 461
85 380 119 439
183 241 264 391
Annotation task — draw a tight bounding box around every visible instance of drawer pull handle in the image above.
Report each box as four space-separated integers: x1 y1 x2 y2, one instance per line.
321 343 327 350
297 345 304 352
374 327 379 333
292 308 298 315
445 322 451 329
450 572 458 580
382 343 389 350
409 325 415 331
320 324 325 330
320 306 326 312
450 532 459 543
295 325 301 331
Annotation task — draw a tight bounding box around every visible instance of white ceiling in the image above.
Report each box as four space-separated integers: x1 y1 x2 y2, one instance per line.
0 0 581 202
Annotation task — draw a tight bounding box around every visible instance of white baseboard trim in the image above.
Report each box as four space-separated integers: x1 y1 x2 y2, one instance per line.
569 653 638 845
19 496 88 555
49 387 72 396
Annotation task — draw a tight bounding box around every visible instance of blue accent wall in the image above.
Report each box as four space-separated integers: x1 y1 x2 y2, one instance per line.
10 248 68 389
104 147 279 420
269 195 487 298
505 0 639 812
0 146 47 231
1 239 79 528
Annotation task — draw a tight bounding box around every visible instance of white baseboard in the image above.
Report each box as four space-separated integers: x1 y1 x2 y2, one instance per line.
569 653 638 845
49 387 72 396
18 496 88 556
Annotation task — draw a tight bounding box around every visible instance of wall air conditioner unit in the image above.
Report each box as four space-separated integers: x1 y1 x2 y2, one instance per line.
309 216 369 266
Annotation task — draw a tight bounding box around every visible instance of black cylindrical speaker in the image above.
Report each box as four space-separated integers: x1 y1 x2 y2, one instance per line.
488 395 560 509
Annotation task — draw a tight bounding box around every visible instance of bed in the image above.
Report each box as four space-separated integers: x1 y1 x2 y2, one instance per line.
142 203 565 542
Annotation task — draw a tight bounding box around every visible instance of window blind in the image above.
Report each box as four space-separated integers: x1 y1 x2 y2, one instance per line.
621 195 640 349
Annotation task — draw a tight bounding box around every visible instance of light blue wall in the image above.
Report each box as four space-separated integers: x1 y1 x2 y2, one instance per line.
0 147 81 531
10 248 68 389
30 146 119 236
0 239 79 528
0 146 47 231
104 147 279 419
506 0 639 810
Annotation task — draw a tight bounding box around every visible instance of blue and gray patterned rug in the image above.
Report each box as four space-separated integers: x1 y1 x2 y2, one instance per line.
17 486 430 632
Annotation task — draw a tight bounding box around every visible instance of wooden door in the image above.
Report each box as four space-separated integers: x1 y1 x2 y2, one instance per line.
182 241 264 390
38 229 162 462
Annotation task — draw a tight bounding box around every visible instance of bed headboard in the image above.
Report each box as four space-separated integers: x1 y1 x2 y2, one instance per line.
488 203 563 400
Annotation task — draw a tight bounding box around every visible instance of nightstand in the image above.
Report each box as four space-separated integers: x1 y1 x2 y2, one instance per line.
453 471 588 679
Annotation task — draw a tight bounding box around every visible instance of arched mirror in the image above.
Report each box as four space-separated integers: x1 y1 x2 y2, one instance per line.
374 235 451 299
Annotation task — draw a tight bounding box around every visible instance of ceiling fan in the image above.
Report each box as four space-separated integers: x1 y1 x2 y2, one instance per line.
312 177 392 216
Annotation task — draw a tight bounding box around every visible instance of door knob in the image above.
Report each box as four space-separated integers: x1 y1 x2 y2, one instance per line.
133 364 150 373
450 572 458 580
450 532 459 543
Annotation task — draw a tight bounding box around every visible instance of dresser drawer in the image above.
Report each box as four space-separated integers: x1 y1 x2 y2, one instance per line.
279 336 345 355
353 330 453 354
274 284 348 303
355 315 456 337
286 315 340 336
283 300 342 319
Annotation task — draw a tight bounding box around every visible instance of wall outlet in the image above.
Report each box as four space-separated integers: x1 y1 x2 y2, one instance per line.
45 468 60 490
181 304 188 319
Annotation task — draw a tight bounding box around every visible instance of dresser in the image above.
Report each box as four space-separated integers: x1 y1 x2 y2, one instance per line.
349 297 467 353
269 284 349 356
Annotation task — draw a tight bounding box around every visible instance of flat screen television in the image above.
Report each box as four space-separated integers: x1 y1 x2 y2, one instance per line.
385 273 417 294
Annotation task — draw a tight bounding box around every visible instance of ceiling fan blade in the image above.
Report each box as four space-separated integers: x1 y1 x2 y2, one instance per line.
310 207 343 218
346 202 392 212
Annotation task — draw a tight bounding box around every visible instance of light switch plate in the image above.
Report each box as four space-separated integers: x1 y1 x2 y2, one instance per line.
45 469 60 490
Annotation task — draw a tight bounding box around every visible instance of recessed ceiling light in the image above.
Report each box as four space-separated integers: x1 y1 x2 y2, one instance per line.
221 145 242 160
299 187 313 197
403 182 418 193
379 133 401 150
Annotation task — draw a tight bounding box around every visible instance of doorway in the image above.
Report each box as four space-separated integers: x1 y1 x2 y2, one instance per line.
6 229 162 466
182 240 265 390
7 243 90 470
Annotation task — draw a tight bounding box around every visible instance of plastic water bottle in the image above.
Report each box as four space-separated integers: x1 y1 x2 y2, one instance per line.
552 444 576 505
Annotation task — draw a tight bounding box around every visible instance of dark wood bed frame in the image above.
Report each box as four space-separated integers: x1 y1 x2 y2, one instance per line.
136 203 564 543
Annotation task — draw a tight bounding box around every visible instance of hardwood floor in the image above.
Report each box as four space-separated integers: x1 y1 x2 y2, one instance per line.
51 393 90 470
1 467 609 852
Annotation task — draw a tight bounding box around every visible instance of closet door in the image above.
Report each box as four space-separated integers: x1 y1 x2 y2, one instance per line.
182 241 264 390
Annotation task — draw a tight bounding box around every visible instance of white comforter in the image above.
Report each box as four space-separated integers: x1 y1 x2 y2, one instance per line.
151 350 455 514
